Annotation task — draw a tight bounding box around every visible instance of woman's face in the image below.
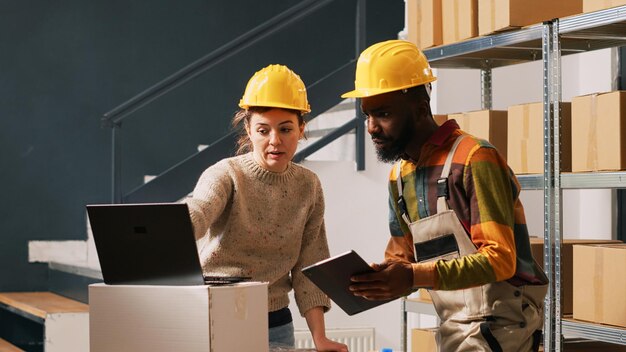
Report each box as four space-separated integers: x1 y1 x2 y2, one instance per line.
246 108 304 173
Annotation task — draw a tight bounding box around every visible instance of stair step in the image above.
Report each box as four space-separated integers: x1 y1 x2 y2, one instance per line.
0 292 89 352
0 338 24 352
0 292 88 323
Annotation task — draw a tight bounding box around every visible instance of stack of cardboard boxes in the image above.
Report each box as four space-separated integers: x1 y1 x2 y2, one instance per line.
406 0 626 49
435 90 624 176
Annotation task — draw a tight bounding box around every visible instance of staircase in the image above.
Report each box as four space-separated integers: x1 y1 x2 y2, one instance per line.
4 0 405 350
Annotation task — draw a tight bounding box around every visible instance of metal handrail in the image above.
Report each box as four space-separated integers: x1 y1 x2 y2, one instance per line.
293 117 359 162
101 0 335 127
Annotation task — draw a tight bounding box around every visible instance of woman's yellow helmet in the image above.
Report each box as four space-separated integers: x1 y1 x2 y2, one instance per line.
239 64 311 113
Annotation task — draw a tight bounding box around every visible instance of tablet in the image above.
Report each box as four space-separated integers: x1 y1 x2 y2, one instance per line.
301 250 392 315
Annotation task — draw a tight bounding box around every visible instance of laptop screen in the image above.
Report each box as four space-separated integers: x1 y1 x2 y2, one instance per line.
87 203 206 286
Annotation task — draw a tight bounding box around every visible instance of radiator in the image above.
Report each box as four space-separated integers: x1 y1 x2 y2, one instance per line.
294 327 375 352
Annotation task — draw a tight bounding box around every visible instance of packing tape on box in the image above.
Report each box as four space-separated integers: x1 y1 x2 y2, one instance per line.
521 105 530 173
234 286 248 320
593 248 603 322
586 94 599 171
489 0 496 34
209 290 216 343
416 0 423 48
454 1 460 42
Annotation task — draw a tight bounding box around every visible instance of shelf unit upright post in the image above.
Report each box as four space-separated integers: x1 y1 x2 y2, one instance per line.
542 19 564 352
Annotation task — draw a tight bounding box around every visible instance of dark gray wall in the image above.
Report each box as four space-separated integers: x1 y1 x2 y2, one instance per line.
0 0 403 291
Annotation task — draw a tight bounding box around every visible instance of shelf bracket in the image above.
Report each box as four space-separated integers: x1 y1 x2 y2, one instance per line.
480 68 493 110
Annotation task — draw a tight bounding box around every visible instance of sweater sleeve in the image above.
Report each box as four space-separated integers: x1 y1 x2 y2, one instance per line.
291 176 332 316
184 162 233 240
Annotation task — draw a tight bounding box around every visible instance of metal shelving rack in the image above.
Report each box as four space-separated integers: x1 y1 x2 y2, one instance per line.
400 5 626 352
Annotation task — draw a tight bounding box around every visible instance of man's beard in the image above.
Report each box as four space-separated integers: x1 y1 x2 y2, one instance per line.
372 118 414 163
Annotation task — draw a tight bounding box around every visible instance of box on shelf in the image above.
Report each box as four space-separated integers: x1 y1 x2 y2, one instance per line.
529 237 622 315
411 328 437 352
478 0 583 36
442 0 477 45
434 114 447 126
407 0 443 49
418 288 432 302
449 109 507 160
507 102 571 174
573 244 626 328
89 282 268 352
583 0 626 13
572 91 626 172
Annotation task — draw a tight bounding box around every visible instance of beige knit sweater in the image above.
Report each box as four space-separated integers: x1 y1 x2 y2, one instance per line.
186 153 331 315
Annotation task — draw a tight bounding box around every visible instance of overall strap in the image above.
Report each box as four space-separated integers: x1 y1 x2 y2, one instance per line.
436 134 466 213
395 162 411 225
395 134 467 226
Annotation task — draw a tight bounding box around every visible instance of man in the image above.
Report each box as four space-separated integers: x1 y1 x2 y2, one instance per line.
344 40 548 351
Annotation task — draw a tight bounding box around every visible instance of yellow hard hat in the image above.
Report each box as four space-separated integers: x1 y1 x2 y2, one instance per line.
239 64 311 113
341 40 436 98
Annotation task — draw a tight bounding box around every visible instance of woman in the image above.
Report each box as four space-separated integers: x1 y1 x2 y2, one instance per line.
186 64 348 352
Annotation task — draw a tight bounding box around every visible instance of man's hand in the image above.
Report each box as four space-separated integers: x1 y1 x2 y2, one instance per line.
349 261 413 300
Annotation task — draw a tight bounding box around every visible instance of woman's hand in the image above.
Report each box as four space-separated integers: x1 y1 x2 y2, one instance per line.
304 306 349 352
313 336 349 352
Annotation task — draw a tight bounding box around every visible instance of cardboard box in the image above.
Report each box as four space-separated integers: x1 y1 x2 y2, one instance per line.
583 0 626 13
529 238 621 315
407 0 443 49
449 110 507 160
89 282 269 352
479 0 583 36
418 288 432 302
507 102 571 174
573 244 626 328
434 114 447 126
411 328 437 352
572 91 626 172
442 0 477 45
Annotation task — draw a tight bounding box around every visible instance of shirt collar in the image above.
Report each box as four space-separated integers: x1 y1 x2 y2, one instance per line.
427 119 459 146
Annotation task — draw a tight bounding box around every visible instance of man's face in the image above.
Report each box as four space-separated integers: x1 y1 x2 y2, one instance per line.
361 91 417 163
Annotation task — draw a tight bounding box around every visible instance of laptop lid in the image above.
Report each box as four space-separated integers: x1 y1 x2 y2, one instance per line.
86 203 205 286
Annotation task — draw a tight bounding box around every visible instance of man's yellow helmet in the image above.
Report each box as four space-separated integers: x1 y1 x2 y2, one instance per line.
342 40 436 98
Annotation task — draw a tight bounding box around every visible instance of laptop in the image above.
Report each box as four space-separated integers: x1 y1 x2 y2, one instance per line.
87 203 249 286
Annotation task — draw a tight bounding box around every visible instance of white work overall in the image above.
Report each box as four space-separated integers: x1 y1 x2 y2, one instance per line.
396 135 547 352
